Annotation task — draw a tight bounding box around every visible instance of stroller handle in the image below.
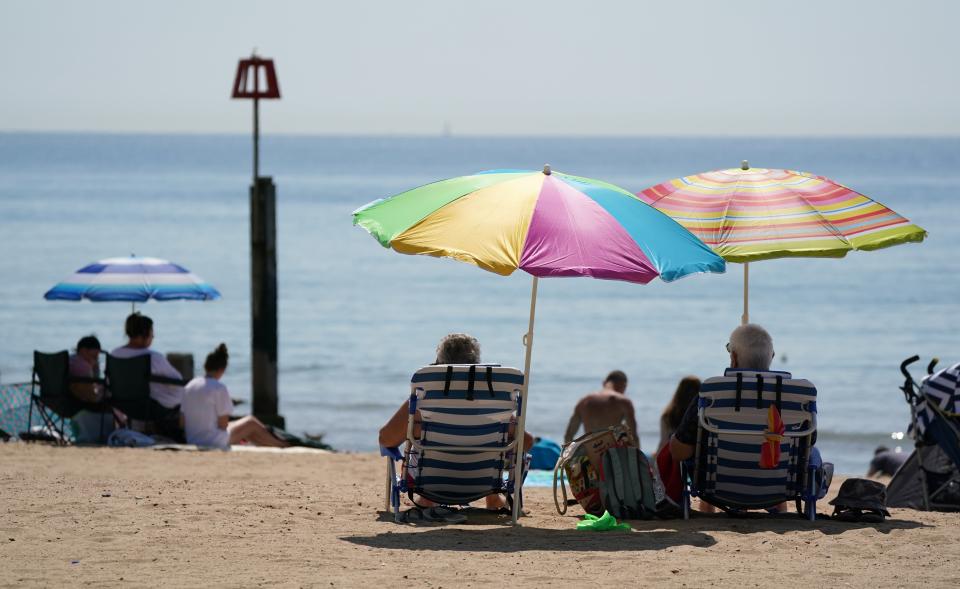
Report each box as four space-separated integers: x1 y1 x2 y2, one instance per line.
900 355 920 379
928 357 940 375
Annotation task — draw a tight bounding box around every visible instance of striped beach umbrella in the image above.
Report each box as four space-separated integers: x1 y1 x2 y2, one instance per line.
44 255 221 305
638 162 927 323
354 165 725 523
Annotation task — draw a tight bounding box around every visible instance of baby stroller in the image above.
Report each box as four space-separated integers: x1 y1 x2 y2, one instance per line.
886 356 960 511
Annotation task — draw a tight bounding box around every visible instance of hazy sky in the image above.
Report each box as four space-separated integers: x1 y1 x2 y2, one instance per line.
2 0 958 136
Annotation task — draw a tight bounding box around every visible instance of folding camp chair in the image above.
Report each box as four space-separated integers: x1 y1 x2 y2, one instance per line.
105 354 183 437
681 369 820 521
381 364 526 523
29 351 109 444
28 351 77 444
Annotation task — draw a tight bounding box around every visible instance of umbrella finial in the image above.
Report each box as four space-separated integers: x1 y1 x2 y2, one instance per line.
741 160 750 171
542 164 552 176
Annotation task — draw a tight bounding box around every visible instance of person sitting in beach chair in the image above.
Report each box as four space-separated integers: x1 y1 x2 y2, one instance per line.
668 324 831 519
563 370 640 446
109 313 185 439
180 343 289 449
379 333 533 520
69 335 106 403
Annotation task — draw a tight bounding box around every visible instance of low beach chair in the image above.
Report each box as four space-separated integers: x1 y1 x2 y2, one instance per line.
381 364 526 523
681 369 820 520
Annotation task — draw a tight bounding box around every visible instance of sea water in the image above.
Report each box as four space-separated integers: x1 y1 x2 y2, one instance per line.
1 133 957 474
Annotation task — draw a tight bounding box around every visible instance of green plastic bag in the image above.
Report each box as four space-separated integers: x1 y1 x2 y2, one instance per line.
575 510 631 532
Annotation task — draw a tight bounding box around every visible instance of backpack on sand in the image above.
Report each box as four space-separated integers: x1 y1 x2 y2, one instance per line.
599 446 659 520
553 426 634 515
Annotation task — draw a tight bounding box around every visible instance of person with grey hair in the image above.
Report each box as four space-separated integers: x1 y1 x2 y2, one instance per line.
434 333 481 364
670 323 776 461
667 323 831 510
378 333 533 510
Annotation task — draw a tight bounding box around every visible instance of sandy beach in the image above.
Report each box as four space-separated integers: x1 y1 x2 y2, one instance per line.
1 444 957 588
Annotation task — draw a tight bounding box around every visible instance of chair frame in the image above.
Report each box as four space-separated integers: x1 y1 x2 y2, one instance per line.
29 350 109 445
680 373 819 521
382 365 526 523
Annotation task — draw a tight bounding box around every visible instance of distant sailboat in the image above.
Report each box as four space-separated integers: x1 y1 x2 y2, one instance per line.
442 120 453 137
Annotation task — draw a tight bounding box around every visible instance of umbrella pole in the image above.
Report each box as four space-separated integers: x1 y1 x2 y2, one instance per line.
511 275 538 525
741 262 750 325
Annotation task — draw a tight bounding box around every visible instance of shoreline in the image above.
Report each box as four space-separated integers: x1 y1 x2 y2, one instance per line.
3 444 958 588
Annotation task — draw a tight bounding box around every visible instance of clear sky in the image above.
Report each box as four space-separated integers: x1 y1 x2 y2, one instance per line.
1 0 958 136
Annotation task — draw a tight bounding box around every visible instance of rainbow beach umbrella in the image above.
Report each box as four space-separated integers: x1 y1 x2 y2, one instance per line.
44 255 221 312
354 165 725 523
638 162 927 323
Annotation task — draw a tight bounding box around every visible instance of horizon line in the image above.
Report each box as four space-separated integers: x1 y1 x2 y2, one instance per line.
2 129 960 140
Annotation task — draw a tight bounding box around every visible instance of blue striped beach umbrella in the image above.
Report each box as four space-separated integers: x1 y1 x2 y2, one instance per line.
43 256 221 303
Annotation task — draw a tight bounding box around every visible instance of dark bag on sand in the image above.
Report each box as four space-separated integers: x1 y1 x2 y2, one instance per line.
599 446 659 520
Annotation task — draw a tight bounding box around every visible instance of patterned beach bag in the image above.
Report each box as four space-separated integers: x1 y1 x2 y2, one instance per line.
553 425 634 515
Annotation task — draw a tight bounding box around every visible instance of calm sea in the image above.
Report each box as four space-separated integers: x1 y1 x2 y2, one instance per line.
1 133 957 474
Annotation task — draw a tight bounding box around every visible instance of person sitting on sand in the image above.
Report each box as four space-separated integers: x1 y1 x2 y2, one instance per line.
378 333 533 510
180 343 289 449
867 446 908 478
563 370 639 447
658 375 701 451
69 335 105 403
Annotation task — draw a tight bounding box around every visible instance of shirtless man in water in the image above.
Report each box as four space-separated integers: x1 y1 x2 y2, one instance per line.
563 370 639 447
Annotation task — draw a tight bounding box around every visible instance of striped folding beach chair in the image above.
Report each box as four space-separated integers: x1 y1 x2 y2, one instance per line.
381 364 526 523
681 369 819 520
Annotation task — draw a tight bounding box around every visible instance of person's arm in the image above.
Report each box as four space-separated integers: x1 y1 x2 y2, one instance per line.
379 403 409 448
216 385 233 431
866 456 879 477
151 353 183 380
622 398 639 448
669 400 700 461
563 406 582 444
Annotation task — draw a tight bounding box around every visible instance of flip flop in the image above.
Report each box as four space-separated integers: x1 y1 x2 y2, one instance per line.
399 506 467 524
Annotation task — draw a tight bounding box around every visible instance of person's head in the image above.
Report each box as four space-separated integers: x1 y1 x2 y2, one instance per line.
875 445 889 455
435 333 481 364
75 335 101 366
661 375 701 430
727 324 774 370
603 370 628 394
204 343 229 377
124 313 154 348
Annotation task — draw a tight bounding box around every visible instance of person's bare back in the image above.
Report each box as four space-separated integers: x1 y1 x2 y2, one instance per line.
564 371 638 445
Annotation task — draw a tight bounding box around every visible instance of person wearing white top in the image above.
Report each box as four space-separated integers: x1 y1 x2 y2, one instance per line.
109 313 184 409
180 343 288 449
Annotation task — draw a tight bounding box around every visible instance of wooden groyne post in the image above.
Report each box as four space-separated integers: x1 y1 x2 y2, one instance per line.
232 53 284 428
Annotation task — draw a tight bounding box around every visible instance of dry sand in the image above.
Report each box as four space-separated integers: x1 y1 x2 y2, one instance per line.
2 444 958 588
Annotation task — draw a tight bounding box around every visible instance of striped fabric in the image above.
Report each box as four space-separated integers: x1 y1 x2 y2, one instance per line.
403 365 524 505
44 256 221 302
638 168 927 263
696 369 817 509
918 362 960 436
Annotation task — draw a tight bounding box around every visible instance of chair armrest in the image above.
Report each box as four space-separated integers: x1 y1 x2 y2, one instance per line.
68 376 106 385
150 375 187 386
380 446 402 460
